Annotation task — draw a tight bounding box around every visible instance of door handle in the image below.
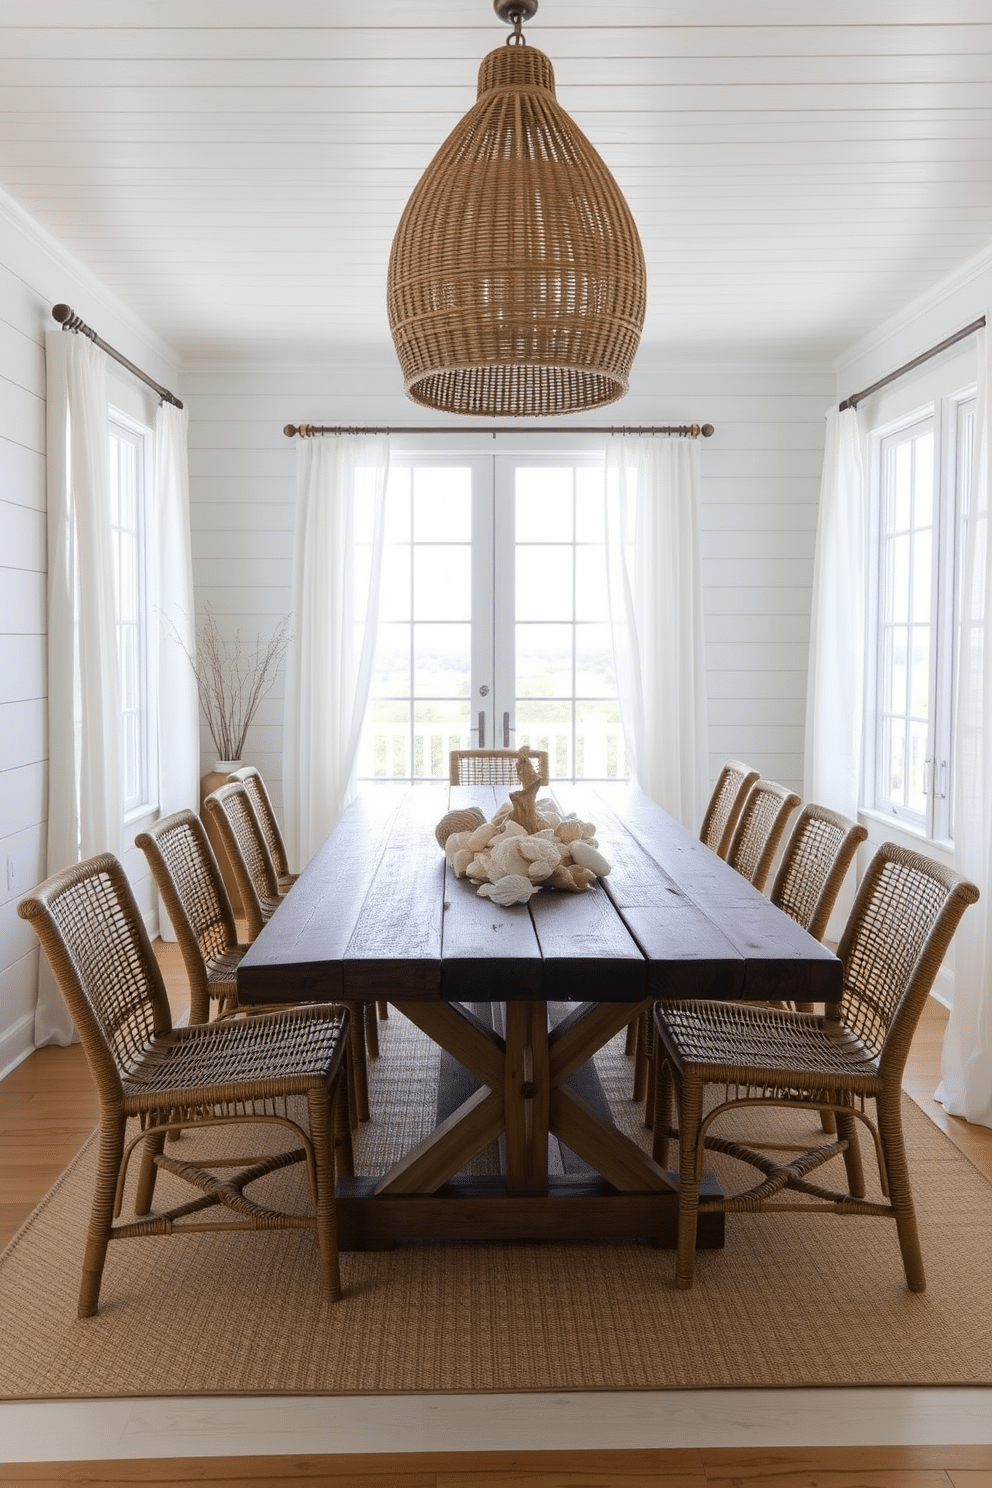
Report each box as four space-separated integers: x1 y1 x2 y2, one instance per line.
503 711 511 747
478 710 486 748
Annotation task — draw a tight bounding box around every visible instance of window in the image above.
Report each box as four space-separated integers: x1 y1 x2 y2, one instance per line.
108 410 155 817
866 391 975 840
356 454 628 782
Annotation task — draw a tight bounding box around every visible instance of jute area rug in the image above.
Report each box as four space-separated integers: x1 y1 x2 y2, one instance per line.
1 1011 989 1399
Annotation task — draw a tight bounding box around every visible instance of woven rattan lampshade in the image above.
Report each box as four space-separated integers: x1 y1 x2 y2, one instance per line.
387 33 647 418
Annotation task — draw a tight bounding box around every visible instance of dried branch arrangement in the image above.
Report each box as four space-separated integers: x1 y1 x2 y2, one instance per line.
173 605 291 763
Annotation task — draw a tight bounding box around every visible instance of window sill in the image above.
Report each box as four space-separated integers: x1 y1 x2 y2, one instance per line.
124 802 159 831
857 807 953 860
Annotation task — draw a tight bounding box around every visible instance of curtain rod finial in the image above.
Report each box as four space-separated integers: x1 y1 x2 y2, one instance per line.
701 423 714 437
283 424 299 438
52 303 72 325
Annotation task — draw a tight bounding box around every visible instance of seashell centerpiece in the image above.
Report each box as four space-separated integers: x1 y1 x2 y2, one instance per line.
437 748 611 906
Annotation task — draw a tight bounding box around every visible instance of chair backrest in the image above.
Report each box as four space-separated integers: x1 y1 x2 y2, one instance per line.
834 842 978 1074
725 778 801 891
227 765 291 881
449 748 550 786
770 803 868 941
203 782 279 940
699 759 760 858
135 809 238 1024
17 854 172 1097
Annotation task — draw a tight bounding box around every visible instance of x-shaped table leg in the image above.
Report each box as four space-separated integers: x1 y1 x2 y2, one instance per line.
374 997 675 1196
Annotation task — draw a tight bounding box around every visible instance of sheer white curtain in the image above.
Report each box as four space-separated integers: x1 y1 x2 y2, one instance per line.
804 406 866 818
153 402 200 937
283 435 390 869
941 316 992 1128
605 436 708 827
37 329 122 1046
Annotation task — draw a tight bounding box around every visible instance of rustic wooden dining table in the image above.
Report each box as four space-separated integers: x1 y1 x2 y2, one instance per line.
236 780 842 1251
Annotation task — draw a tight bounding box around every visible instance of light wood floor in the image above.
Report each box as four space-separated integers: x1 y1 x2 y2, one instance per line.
1 954 990 1487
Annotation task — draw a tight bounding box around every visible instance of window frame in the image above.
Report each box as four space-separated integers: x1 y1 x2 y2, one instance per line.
863 385 975 845
107 404 157 823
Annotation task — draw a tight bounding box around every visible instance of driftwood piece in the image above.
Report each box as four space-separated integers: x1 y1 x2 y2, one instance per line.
506 748 550 835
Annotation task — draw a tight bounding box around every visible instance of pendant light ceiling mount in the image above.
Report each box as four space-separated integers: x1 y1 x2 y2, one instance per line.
386 0 647 418
493 0 539 39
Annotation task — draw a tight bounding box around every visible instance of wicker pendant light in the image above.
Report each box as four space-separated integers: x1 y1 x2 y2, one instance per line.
387 0 646 418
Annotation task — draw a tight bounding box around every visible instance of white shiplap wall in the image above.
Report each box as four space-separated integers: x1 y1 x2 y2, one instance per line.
0 188 179 1075
182 355 834 827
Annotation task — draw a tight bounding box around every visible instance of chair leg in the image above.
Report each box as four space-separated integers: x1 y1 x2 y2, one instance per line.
333 1066 355 1179
377 1000 389 1019
651 1054 674 1168
877 1090 926 1292
134 1128 166 1215
624 1016 638 1057
835 1105 866 1198
675 1074 705 1290
78 1114 126 1318
364 1000 380 1059
306 1087 342 1303
632 1009 651 1103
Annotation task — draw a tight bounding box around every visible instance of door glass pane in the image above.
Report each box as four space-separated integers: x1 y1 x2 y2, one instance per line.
517 622 572 697
515 468 574 540
413 545 470 621
413 622 471 697
577 700 627 780
414 467 471 541
513 461 626 781
516 698 573 778
516 545 572 620
575 623 615 696
414 701 471 778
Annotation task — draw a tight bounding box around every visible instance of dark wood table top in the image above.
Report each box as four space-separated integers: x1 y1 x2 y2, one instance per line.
237 782 841 1009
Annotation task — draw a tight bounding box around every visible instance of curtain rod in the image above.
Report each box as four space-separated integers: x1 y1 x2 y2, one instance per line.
51 304 183 410
284 421 715 439
839 316 985 412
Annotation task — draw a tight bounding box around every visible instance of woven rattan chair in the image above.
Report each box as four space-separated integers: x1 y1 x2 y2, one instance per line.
652 842 979 1291
449 748 550 787
725 778 801 892
224 769 388 1041
640 804 867 1112
203 782 282 940
206 786 383 1123
699 760 760 859
18 853 353 1315
227 766 298 896
770 803 868 944
136 810 249 1024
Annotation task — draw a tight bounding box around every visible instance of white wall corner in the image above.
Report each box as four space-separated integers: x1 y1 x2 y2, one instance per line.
0 180 181 379
834 240 992 393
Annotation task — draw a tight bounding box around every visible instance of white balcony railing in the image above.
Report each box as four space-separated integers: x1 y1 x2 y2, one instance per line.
357 714 629 783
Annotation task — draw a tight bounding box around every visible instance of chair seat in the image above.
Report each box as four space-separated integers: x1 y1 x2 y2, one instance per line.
657 1000 881 1094
120 1005 348 1115
204 943 251 997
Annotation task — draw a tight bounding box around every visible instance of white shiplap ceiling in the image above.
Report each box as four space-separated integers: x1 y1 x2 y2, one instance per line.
1 0 991 364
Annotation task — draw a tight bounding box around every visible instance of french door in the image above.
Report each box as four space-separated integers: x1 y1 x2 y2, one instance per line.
356 453 628 783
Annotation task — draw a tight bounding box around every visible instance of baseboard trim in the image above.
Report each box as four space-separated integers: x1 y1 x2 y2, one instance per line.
0 1010 37 1083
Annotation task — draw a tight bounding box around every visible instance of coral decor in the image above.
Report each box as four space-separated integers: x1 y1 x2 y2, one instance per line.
435 749 611 906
